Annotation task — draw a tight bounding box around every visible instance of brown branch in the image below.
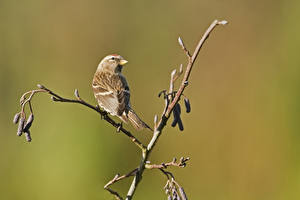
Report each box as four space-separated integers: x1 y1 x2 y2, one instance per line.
145 157 190 169
104 169 138 200
125 19 227 200
15 85 146 151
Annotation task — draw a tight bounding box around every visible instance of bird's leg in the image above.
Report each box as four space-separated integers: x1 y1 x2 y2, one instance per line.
100 110 108 120
116 122 123 133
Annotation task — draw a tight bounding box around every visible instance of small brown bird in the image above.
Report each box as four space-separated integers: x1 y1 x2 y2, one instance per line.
92 54 151 131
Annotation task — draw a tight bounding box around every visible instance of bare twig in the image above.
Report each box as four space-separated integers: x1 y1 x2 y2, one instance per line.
104 169 138 200
125 19 227 200
15 85 146 151
145 157 190 169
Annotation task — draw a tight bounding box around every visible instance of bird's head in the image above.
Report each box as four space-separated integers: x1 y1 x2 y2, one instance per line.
97 54 128 73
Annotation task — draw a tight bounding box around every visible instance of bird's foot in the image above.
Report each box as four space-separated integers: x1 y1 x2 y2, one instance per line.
100 110 108 120
116 122 123 133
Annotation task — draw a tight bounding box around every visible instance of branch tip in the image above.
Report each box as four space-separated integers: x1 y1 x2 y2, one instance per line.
37 84 46 89
218 20 228 25
74 89 80 99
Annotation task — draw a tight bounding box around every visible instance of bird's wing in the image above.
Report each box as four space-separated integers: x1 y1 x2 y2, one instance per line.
92 72 130 116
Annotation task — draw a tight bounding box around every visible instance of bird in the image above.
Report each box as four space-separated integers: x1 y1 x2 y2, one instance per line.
92 54 152 131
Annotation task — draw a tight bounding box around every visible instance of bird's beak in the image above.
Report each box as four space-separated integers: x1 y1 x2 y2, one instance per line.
119 59 128 66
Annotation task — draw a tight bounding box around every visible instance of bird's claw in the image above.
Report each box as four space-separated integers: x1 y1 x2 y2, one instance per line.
100 110 108 120
116 122 123 133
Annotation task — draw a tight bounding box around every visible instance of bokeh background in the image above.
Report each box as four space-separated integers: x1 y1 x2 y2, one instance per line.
1 0 299 199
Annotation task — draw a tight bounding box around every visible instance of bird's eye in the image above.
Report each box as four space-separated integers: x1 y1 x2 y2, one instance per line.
111 57 115 60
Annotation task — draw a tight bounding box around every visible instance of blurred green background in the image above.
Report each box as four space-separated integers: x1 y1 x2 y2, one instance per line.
1 0 299 199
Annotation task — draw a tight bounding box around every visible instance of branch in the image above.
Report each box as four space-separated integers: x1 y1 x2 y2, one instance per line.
104 169 138 200
125 19 227 200
145 157 190 169
14 85 146 151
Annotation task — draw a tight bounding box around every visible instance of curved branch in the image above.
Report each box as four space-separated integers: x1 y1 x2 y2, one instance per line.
15 85 146 151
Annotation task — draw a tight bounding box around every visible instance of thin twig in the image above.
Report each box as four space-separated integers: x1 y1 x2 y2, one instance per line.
19 85 146 151
145 157 190 169
104 169 138 200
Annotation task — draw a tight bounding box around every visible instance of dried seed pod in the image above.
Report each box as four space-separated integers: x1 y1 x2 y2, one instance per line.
179 187 188 200
24 130 32 142
171 109 179 127
172 188 179 200
24 114 34 131
17 117 25 136
172 103 183 130
176 111 184 131
13 113 21 124
177 103 181 114
184 98 191 113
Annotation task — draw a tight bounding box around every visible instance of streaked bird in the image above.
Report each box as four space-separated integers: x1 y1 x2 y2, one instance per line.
92 54 151 131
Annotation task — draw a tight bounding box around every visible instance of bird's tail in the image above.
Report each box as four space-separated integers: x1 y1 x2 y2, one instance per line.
127 109 152 131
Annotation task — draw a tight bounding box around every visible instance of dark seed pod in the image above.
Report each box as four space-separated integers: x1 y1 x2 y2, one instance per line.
177 114 184 131
17 117 25 136
171 113 178 127
177 103 181 114
171 107 179 127
184 98 191 113
179 187 188 200
13 113 21 124
24 114 34 131
24 130 32 142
